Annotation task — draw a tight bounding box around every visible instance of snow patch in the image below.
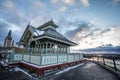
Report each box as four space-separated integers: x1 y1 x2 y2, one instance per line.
0 61 8 67
28 26 44 36
13 67 32 78
55 63 84 75
36 29 44 35
33 32 38 36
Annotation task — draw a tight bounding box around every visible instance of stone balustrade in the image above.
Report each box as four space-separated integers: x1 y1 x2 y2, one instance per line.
9 53 83 66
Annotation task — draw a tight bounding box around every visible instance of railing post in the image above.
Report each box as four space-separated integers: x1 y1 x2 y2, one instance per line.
74 53 75 60
103 57 105 65
29 50 31 63
57 53 58 63
93 57 94 61
97 56 99 62
67 53 68 61
22 54 24 61
40 54 42 65
96 56 99 62
113 58 117 71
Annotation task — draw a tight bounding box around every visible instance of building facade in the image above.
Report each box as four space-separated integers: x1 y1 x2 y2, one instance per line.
4 30 13 47
18 20 77 54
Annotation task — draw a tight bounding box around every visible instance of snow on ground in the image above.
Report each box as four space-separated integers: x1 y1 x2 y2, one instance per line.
13 67 32 78
55 63 84 75
21 60 83 68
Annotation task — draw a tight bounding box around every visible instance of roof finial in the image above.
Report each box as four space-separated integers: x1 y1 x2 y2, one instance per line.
51 17 53 20
28 21 30 26
50 17 54 23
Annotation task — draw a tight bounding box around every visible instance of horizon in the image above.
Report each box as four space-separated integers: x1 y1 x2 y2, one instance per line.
0 0 120 51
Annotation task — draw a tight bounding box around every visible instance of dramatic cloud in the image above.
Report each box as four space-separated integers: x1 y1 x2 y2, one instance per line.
65 22 91 42
80 44 120 53
59 6 67 12
80 0 90 7
0 22 9 42
0 0 120 50
30 16 50 27
51 0 59 4
111 0 120 6
99 28 111 34
65 21 120 50
32 0 45 8
0 0 15 9
62 0 74 5
0 17 24 46
112 0 120 4
0 0 27 25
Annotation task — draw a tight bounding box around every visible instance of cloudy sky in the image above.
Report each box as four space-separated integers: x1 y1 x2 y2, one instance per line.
0 0 120 50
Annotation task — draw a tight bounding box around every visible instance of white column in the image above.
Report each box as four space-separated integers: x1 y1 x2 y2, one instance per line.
69 46 70 53
61 45 63 53
42 42 45 53
37 40 39 53
53 42 55 53
62 45 64 53
46 42 48 53
50 43 52 53
56 43 57 53
67 46 69 53
57 42 59 53
60 44 63 53
39 41 41 53
59 43 60 53
64 45 66 53
59 44 61 53
38 41 40 53
63 45 65 53
66 46 67 53
35 41 37 53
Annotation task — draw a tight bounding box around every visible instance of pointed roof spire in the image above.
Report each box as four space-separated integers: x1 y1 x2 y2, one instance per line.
50 17 53 21
50 19 53 23
6 30 12 40
28 21 30 26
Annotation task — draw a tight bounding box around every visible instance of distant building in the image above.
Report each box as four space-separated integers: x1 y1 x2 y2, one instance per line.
0 30 24 53
4 30 13 47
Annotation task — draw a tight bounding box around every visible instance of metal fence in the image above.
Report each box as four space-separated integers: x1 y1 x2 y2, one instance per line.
84 54 120 71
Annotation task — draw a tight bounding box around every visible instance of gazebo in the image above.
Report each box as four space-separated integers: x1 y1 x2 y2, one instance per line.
16 20 83 66
18 20 76 54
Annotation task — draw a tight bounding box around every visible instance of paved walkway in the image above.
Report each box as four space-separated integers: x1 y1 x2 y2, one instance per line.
43 61 119 80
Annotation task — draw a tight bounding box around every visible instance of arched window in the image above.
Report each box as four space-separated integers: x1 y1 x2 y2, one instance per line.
47 43 50 48
30 41 35 48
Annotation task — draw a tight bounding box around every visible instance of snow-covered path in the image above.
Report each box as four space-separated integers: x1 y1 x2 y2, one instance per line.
40 61 119 80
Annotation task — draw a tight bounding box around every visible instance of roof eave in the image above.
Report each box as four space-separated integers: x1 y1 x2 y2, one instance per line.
33 36 77 46
16 41 25 45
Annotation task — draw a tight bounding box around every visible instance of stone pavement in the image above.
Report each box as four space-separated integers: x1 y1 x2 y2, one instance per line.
41 61 119 80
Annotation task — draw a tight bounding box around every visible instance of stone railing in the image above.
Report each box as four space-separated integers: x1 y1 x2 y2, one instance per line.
8 53 83 66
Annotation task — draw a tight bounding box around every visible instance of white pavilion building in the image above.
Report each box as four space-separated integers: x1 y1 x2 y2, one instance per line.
16 20 83 66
